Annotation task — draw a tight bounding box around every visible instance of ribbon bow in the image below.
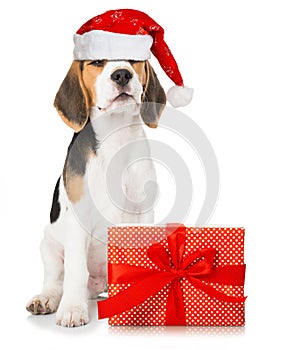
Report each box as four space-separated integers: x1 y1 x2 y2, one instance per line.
98 224 246 325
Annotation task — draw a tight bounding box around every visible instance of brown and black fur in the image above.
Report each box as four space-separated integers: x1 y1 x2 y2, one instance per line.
52 59 166 207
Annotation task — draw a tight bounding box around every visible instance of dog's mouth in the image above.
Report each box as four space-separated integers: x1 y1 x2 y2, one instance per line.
97 93 136 111
113 92 133 101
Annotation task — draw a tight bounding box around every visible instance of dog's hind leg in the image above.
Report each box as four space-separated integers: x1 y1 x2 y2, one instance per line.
26 225 64 315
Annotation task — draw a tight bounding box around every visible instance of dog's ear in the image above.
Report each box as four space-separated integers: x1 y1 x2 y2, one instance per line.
54 61 89 132
141 61 166 128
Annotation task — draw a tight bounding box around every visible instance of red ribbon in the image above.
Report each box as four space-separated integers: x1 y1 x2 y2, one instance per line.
98 224 246 325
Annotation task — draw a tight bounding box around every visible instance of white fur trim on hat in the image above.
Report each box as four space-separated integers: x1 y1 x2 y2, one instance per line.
73 30 153 60
167 86 194 108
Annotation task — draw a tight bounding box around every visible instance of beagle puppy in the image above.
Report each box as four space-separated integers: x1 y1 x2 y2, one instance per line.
26 59 166 327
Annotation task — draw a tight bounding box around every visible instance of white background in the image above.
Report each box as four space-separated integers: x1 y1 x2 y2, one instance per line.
0 0 286 349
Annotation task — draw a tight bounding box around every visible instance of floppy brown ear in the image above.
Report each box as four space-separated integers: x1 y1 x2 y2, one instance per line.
141 61 166 128
54 61 89 132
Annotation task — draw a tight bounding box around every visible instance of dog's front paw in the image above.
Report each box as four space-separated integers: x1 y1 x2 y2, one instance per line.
56 301 89 327
26 294 60 315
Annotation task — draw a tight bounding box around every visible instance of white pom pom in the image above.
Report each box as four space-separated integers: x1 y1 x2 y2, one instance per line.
167 85 194 107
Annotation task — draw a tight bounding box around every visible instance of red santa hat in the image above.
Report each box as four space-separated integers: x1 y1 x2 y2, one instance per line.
74 9 193 107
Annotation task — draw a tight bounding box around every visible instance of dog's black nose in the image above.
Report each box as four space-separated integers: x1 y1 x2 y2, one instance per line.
111 69 133 87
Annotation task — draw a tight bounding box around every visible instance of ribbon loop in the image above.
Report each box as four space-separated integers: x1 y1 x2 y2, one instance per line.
147 243 171 270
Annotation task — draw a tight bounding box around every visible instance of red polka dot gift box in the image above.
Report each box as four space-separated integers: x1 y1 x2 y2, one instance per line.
97 224 246 326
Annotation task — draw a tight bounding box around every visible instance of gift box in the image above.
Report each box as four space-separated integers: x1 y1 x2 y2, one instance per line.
97 224 246 326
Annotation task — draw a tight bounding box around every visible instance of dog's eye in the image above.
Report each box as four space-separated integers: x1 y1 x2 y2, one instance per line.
89 60 105 67
129 60 141 65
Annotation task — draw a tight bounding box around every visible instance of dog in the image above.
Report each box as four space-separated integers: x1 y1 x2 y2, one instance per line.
26 58 166 327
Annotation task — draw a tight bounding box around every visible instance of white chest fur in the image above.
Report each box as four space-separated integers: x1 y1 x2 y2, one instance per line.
69 107 156 242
